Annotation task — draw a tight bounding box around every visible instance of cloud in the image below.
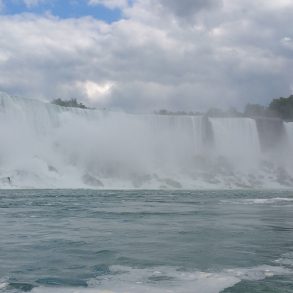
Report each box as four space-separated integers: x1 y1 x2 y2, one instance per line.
88 0 129 9
23 0 46 8
0 0 5 12
80 80 114 102
0 0 292 112
281 37 293 50
158 0 221 18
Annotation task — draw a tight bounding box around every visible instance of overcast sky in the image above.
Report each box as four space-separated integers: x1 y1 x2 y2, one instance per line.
0 0 292 112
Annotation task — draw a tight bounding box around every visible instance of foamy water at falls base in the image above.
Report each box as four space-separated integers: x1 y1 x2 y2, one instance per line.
1 189 293 293
1 92 293 189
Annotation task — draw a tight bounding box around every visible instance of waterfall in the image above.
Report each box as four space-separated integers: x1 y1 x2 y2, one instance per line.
191 116 204 154
209 118 261 164
285 122 293 147
255 117 287 151
1 92 293 189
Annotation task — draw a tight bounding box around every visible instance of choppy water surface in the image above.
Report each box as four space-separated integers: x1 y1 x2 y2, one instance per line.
1 190 293 293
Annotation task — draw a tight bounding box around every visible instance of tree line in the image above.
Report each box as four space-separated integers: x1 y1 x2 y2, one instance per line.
51 98 89 109
155 95 293 122
52 94 293 122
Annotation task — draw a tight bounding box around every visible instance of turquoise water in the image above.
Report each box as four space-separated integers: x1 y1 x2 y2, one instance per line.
1 190 293 293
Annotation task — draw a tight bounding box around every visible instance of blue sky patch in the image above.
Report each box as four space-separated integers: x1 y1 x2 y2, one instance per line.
1 0 123 22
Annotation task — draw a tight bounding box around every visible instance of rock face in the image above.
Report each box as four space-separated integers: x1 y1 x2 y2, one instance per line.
1 92 293 189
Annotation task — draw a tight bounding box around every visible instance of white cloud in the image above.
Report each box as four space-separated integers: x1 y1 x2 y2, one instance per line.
88 0 129 9
0 0 292 112
281 37 293 50
81 80 114 101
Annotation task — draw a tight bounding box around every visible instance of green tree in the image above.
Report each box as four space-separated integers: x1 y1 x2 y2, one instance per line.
51 98 88 109
269 95 293 121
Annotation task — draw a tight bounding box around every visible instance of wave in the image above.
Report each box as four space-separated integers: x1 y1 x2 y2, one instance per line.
221 197 293 205
0 264 290 293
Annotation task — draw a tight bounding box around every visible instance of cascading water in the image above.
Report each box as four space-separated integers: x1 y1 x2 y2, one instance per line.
209 118 261 167
0 92 293 189
285 122 293 147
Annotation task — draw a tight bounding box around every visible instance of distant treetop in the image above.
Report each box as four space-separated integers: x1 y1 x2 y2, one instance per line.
51 98 88 109
269 95 293 121
51 95 293 121
154 109 202 116
154 95 293 121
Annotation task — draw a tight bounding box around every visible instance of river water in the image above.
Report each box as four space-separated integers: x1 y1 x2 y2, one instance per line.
1 189 293 293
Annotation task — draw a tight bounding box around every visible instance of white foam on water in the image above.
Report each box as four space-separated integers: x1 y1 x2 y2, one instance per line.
221 197 293 205
27 265 291 293
0 282 8 290
274 252 293 267
0 277 9 290
242 197 293 204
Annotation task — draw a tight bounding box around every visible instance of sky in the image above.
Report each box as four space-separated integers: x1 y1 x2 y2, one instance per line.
0 0 292 112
